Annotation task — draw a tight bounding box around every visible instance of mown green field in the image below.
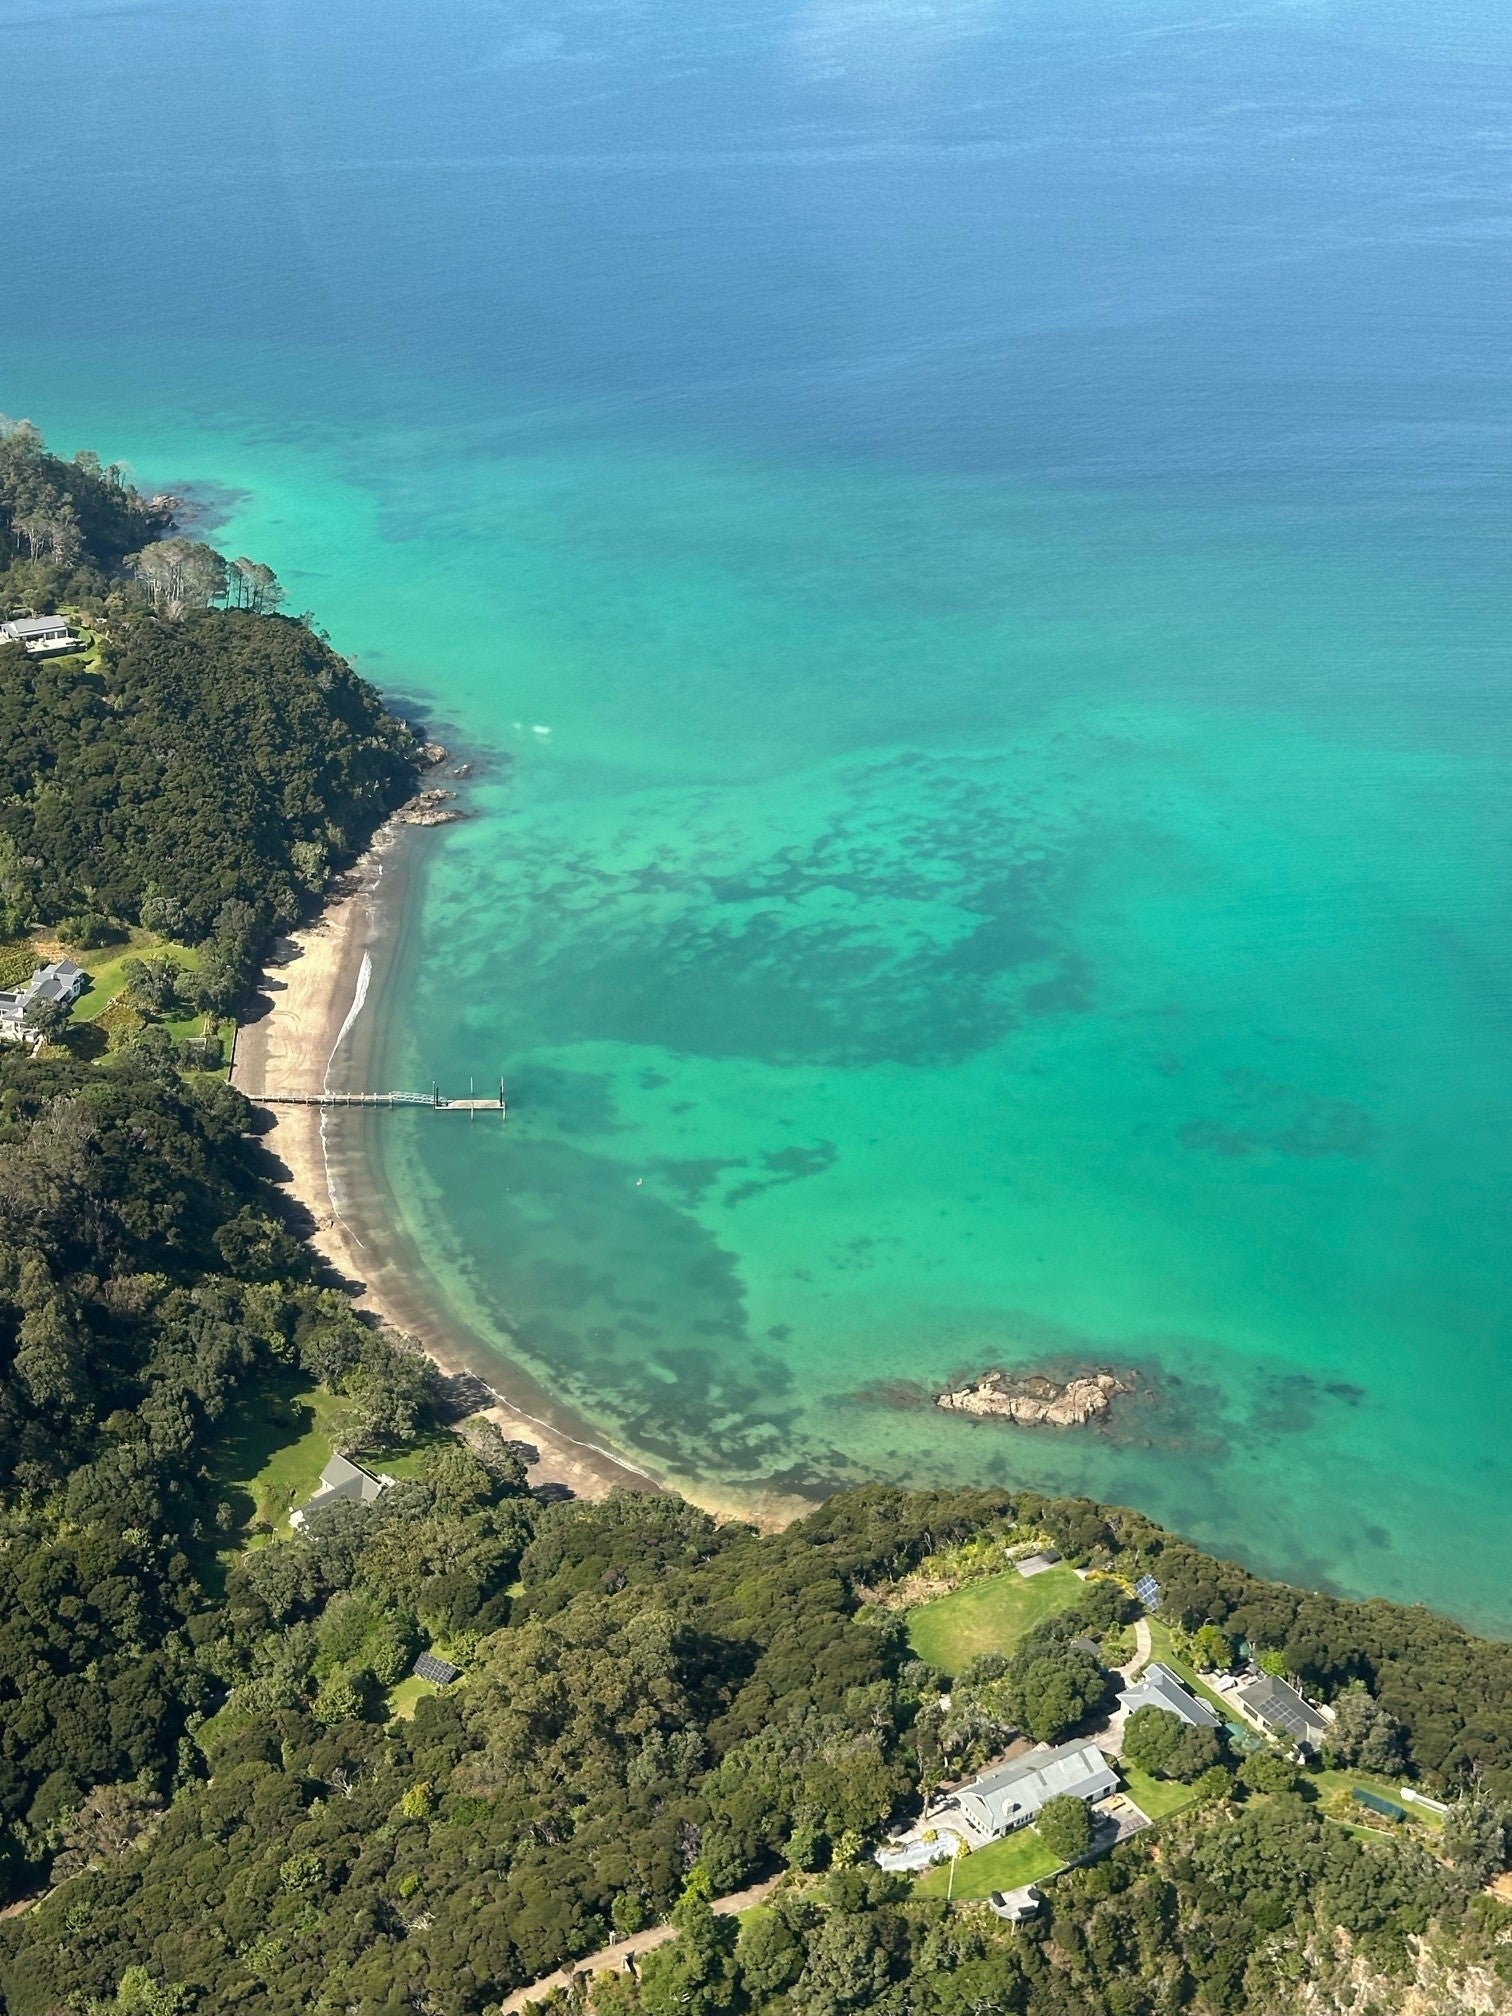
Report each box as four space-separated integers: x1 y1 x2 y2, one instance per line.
61 929 202 1021
916 1826 1060 1900
906 1564 1084 1676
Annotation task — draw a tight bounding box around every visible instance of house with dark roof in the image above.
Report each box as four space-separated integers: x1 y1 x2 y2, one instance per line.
1116 1662 1220 1729
290 1452 393 1528
0 615 78 655
1233 1672 1330 1749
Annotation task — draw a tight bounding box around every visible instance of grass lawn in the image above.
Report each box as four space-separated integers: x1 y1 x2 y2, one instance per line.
209 1376 350 1545
916 1827 1060 1901
208 1376 454 1567
386 1675 439 1721
908 1565 1084 1676
376 1432 455 1481
59 928 202 1022
1121 1764 1201 1823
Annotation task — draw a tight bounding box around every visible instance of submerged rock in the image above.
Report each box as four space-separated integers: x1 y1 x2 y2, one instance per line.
936 1367 1129 1428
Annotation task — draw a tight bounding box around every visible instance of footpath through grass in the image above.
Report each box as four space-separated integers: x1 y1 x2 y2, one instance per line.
916 1827 1060 1901
907 1564 1084 1676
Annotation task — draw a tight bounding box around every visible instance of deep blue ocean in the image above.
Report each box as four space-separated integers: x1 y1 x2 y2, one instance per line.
3 0 1511 1626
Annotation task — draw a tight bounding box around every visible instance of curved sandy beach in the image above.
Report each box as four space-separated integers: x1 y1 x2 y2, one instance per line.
230 820 648 1505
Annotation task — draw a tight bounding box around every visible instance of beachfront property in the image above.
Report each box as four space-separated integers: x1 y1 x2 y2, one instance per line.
0 614 79 655
1116 1661 1220 1729
1232 1672 1331 1750
0 959 87 1041
290 1452 394 1529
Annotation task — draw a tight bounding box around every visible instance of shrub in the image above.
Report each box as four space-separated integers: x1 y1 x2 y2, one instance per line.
1123 1704 1183 1776
1036 1794 1094 1861
1240 1751 1298 1797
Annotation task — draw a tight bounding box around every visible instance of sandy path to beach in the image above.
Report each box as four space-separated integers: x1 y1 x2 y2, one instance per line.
230 828 641 1504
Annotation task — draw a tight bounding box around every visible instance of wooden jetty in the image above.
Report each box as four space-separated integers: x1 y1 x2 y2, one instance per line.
258 1080 506 1115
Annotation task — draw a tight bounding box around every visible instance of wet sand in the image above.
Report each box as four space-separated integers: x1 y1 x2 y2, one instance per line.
231 819 648 1506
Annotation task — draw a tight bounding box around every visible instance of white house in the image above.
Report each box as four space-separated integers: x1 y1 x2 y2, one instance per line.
946 1739 1120 1846
876 1738 1120 1872
0 615 78 656
0 959 87 1041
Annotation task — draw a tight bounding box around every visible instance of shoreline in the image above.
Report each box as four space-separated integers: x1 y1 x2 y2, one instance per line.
231 813 811 1529
231 816 654 1507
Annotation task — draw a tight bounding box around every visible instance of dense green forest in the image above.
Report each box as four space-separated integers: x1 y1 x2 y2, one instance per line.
0 418 418 980
1 428 1507 2013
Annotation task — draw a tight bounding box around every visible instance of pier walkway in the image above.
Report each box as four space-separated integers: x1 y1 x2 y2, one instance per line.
257 1086 505 1113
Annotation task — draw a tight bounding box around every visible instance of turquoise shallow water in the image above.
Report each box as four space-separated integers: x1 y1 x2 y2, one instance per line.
3 0 1511 1624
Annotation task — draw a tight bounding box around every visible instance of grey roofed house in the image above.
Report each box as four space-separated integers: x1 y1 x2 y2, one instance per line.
30 959 85 1005
941 1739 1118 1845
1234 1672 1330 1746
289 1452 392 1528
0 615 77 654
0 960 89 1039
1116 1662 1220 1729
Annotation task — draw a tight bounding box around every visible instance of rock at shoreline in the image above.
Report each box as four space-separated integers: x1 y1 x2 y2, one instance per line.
936 1367 1129 1428
396 788 464 827
421 740 449 766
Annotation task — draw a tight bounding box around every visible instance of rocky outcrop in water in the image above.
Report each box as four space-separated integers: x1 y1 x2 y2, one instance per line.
396 788 464 827
936 1367 1129 1427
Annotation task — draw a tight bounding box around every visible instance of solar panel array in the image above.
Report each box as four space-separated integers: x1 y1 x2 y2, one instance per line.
1257 1690 1316 1740
413 1651 461 1686
1134 1573 1162 1612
